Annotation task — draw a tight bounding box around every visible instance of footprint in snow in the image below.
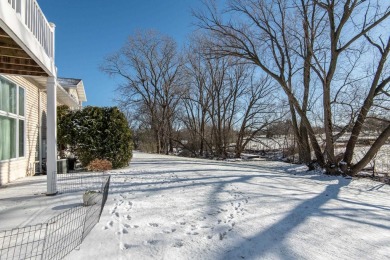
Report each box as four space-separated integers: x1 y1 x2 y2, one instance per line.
125 215 131 220
219 232 227 240
173 241 184 248
130 225 139 229
120 242 130 250
126 201 133 208
109 207 117 214
148 223 159 227
144 240 159 245
162 228 177 234
186 231 199 236
107 220 114 227
115 228 128 235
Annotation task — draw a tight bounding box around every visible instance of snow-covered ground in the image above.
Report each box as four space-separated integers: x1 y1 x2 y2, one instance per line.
66 152 390 260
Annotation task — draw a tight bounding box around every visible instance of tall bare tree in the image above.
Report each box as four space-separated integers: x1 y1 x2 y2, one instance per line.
102 30 183 154
194 0 324 165
195 0 390 174
310 0 389 168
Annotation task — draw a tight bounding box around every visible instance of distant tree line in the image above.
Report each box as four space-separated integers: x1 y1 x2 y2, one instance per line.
102 0 389 176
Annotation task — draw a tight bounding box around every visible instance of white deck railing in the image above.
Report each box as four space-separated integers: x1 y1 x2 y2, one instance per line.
7 0 54 60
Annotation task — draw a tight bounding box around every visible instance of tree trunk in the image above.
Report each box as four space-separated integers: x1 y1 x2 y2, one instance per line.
299 122 311 163
323 84 335 164
288 98 312 164
344 38 390 166
350 124 390 176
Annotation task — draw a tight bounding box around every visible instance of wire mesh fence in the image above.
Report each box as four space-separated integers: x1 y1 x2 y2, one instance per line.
0 174 110 260
0 224 47 260
57 172 109 194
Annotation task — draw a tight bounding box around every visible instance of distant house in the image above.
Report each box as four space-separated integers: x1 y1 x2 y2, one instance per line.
0 0 86 193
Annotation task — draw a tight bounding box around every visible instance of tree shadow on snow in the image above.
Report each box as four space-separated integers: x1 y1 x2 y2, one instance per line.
218 177 353 259
110 156 390 259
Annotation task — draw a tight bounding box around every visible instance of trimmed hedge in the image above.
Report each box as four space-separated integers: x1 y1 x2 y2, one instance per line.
58 106 133 168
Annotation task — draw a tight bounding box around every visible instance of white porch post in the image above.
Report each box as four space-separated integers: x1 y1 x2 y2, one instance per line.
46 76 57 195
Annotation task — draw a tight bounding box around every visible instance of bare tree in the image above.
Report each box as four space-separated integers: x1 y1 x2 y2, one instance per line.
195 0 390 174
181 38 213 156
181 35 284 158
102 30 183 154
194 0 324 165
344 36 390 175
310 0 389 169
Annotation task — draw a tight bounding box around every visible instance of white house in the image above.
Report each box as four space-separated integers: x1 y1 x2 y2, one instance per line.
0 0 86 194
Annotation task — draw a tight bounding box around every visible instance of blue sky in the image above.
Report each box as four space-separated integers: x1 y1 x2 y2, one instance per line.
38 0 204 107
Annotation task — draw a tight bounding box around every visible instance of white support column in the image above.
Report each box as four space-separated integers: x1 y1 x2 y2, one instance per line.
46 76 57 195
38 89 43 173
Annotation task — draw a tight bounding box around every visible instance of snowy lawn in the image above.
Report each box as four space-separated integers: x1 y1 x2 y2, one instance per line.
66 152 390 260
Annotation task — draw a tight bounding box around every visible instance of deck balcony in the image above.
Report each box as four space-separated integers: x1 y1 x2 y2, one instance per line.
0 0 56 77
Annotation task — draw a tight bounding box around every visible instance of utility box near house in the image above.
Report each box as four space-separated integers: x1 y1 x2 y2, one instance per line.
57 159 68 174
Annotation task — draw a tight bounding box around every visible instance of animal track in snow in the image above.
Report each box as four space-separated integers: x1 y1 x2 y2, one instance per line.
186 231 199 236
125 201 133 209
144 240 159 245
109 207 117 214
115 228 128 235
173 240 184 247
219 232 227 240
120 242 133 250
148 223 159 227
161 228 177 234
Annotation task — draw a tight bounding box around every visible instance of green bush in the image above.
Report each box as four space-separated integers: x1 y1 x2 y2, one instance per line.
58 106 133 168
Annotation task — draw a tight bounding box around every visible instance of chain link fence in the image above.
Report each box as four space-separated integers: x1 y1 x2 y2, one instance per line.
0 174 110 260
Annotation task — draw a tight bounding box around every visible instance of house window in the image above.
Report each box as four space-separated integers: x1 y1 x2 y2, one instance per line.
0 77 25 161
